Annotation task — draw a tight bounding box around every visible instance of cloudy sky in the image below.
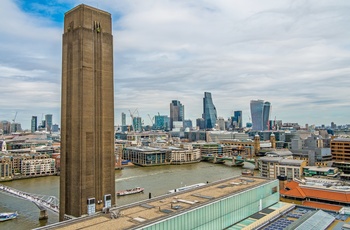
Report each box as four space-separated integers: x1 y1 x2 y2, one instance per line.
1 0 350 129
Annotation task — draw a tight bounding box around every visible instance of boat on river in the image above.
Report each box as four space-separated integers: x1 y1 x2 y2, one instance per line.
168 183 206 193
116 187 144 196
241 169 254 176
0 211 18 222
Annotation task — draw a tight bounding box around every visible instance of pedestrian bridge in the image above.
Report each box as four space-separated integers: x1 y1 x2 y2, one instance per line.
0 183 59 219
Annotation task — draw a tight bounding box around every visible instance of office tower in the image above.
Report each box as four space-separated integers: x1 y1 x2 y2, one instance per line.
262 102 271 130
60 4 115 220
45 114 53 132
183 119 193 130
133 117 142 132
225 120 231 130
121 112 126 126
202 92 217 129
331 122 336 129
10 123 22 133
331 138 350 174
154 115 170 130
0 121 10 134
250 100 264 131
31 116 37 133
234 111 242 128
196 118 205 130
217 117 225 130
170 100 184 130
250 100 271 131
269 120 274 130
52 124 59 132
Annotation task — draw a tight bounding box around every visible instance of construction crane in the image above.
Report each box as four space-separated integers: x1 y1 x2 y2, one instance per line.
12 111 18 123
128 109 139 132
128 109 135 132
147 114 154 127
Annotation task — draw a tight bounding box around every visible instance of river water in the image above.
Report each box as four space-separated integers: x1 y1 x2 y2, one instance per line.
0 162 254 229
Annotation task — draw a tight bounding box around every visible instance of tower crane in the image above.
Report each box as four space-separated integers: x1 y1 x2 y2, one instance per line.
12 111 18 123
128 109 135 132
128 109 139 132
148 114 154 127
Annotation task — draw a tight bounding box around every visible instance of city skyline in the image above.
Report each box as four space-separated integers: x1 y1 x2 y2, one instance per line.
1 0 350 128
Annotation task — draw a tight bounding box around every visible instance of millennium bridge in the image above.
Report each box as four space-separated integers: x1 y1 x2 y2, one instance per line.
0 183 59 219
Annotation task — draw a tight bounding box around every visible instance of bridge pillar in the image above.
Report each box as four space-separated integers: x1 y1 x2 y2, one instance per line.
39 210 48 220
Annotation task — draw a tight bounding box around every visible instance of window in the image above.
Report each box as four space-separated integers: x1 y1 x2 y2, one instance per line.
272 186 277 194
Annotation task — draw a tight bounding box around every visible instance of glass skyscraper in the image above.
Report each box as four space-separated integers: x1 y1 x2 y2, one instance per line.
121 112 126 126
31 116 37 133
45 114 53 132
250 100 271 131
170 100 184 130
263 102 271 131
233 111 242 128
155 115 170 131
133 117 142 132
202 92 217 129
196 118 205 130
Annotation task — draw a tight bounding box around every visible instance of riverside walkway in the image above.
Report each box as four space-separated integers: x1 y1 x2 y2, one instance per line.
0 183 59 219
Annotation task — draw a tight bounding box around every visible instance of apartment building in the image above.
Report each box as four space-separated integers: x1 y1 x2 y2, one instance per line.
331 138 350 175
259 156 306 180
21 158 56 176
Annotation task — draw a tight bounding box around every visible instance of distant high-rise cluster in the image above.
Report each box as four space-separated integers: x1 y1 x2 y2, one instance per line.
202 92 217 129
250 100 271 131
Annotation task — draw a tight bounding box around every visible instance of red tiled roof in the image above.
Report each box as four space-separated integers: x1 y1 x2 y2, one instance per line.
285 181 299 189
301 187 350 203
280 181 306 198
280 181 350 203
302 201 342 211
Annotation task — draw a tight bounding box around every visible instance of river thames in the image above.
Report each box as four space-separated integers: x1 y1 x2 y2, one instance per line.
0 162 254 230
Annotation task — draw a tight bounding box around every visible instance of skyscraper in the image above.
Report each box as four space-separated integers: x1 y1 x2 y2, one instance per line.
121 112 126 126
45 114 53 132
250 100 271 131
202 92 217 129
262 102 271 130
170 100 184 130
31 116 37 133
183 119 193 130
154 115 170 130
196 118 205 130
233 111 242 128
60 4 115 220
133 117 142 132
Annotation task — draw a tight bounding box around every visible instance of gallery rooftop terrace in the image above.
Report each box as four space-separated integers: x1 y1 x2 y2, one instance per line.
42 176 272 230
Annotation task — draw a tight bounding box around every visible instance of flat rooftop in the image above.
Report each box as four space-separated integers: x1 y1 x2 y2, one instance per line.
45 176 271 230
